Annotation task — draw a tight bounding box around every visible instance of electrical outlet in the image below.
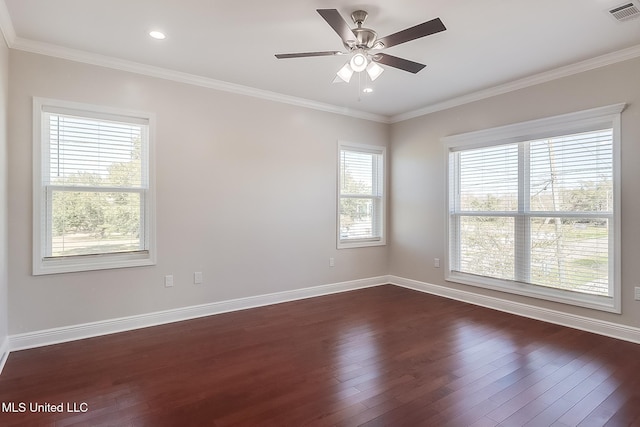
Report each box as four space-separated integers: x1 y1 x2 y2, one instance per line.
165 275 174 287
329 257 335 267
635 286 640 301
434 258 440 268
194 272 203 284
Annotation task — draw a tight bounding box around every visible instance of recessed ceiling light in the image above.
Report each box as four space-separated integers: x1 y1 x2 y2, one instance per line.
149 31 166 40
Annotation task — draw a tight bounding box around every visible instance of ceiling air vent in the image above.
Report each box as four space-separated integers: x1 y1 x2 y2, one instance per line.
609 2 640 21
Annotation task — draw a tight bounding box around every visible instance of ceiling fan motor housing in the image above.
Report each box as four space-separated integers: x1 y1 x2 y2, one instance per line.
349 27 378 49
343 10 377 50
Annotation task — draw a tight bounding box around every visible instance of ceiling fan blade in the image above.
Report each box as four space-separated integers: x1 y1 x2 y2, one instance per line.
275 51 342 59
317 9 357 46
375 17 446 49
372 53 426 74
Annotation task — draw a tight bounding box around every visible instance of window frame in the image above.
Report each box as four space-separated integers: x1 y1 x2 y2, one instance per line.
337 141 386 249
442 104 625 313
33 97 156 275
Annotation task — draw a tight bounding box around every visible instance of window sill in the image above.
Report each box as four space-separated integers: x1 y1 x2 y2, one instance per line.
338 238 386 249
33 251 156 275
446 271 620 314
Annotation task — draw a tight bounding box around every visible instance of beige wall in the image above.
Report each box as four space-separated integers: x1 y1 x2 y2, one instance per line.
390 57 640 327
6 48 640 337
7 50 389 334
0 36 8 345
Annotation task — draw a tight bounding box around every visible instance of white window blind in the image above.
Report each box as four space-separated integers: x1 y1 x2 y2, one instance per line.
45 111 147 257
34 98 155 275
445 104 623 312
338 143 385 248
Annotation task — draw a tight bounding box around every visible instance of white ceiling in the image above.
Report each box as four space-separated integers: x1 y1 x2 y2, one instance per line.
2 0 640 121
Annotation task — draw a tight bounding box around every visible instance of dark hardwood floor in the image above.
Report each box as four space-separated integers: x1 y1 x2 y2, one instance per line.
1 285 640 426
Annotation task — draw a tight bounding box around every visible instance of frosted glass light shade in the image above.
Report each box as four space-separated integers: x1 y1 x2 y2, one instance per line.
336 63 354 83
366 62 384 81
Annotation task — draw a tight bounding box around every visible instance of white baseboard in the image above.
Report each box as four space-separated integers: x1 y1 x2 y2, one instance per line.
6 274 640 363
8 276 387 352
388 275 640 344
0 335 9 375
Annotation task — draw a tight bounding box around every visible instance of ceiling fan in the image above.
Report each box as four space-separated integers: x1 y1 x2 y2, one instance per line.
275 9 447 84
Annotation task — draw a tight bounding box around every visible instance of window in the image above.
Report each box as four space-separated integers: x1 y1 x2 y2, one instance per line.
444 104 624 312
337 142 386 248
33 98 156 275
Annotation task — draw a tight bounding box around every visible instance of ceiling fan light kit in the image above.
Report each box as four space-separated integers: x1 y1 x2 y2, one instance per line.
275 8 447 89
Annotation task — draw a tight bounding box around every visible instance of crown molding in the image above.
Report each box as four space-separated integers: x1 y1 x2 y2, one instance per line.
1 0 638 126
0 0 15 46
391 43 640 124
9 36 390 124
